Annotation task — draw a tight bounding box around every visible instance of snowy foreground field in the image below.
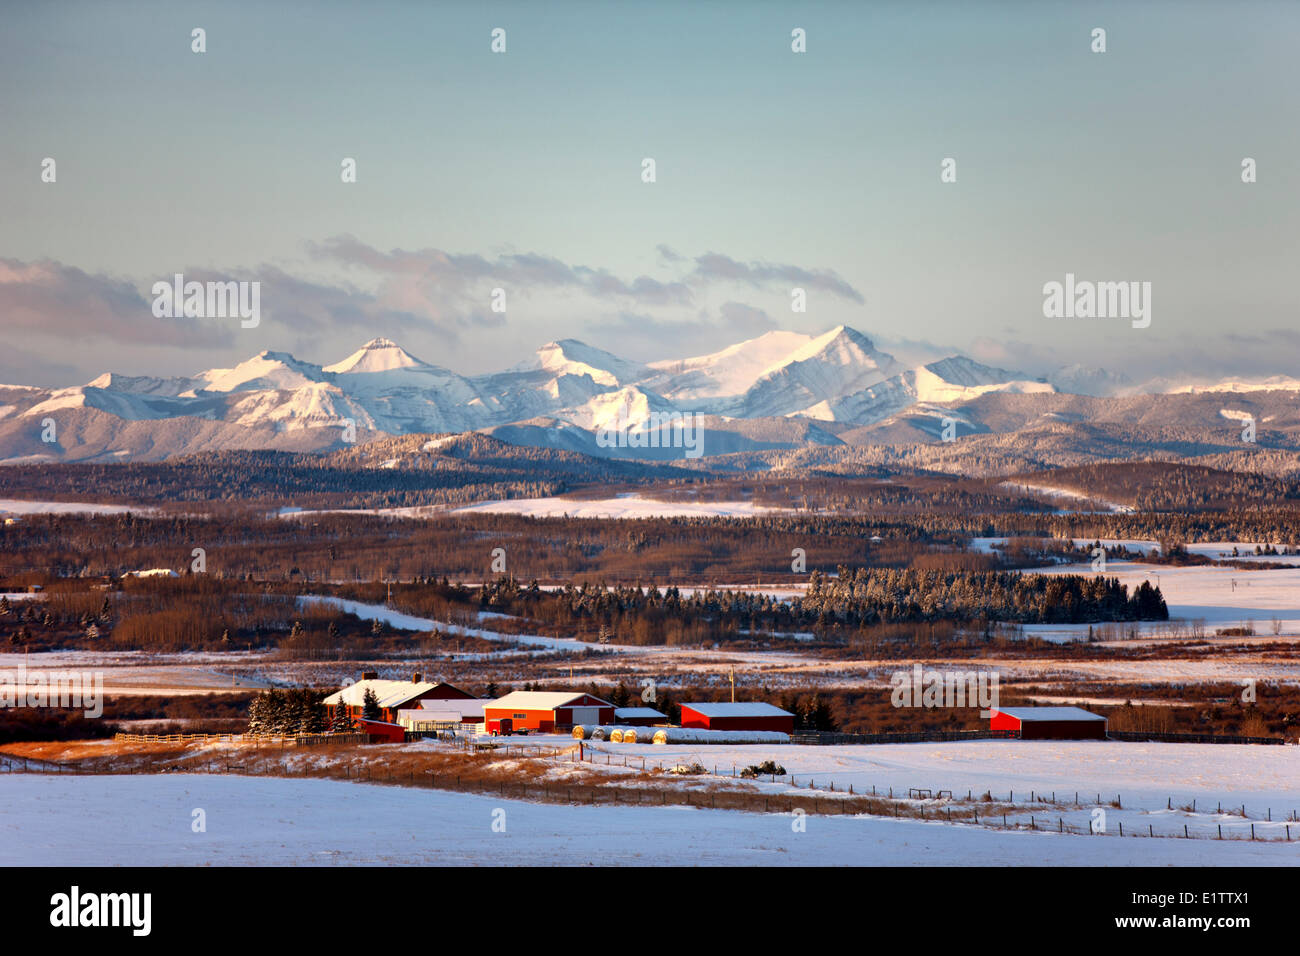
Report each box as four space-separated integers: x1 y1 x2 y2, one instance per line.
1 773 1295 866
589 739 1300 813
2 740 1297 865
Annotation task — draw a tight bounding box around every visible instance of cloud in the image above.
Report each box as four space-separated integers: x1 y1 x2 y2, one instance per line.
717 301 777 335
0 343 85 388
0 258 233 348
309 237 860 317
0 243 869 377
583 302 780 362
248 266 442 338
309 236 695 314
687 253 865 304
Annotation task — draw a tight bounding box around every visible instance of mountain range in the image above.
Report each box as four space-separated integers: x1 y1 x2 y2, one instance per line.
5 326 1300 465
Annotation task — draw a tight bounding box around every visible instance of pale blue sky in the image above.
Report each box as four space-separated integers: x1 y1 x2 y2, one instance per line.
1 0 1297 385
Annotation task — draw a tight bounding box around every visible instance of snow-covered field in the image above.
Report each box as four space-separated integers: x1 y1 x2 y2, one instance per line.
0 650 271 696
451 494 785 519
276 494 786 521
1043 559 1300 629
586 739 1300 815
972 536 1300 565
295 596 594 652
997 483 1134 514
1 772 1292 866
0 498 150 516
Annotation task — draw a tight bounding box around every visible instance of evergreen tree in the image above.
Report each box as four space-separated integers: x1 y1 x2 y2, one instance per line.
303 693 327 734
247 691 269 735
612 681 630 709
284 688 308 733
361 686 381 720
330 698 355 734
263 688 289 734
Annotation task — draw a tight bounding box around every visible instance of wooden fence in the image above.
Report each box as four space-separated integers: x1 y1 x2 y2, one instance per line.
112 732 366 746
1108 730 1286 746
790 729 1001 745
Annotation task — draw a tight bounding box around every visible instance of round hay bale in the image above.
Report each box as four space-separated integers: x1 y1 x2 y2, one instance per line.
621 728 639 743
653 729 669 745
572 725 587 740
609 729 624 743
591 727 608 741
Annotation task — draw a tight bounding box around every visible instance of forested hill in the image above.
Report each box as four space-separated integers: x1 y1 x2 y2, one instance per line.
0 433 688 507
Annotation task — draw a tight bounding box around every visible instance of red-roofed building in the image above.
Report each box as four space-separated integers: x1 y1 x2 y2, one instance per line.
322 673 476 725
680 702 794 734
990 706 1107 740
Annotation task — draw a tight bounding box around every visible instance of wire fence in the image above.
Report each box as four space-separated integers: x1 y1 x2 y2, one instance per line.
6 738 1296 843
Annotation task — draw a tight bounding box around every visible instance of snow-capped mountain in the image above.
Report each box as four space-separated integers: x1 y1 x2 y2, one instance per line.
6 326 1300 463
528 339 651 388
801 356 1052 423
1046 364 1135 398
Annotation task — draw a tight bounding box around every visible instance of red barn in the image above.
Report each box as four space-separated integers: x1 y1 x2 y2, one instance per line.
483 691 615 734
680 702 794 734
322 673 476 725
990 706 1107 740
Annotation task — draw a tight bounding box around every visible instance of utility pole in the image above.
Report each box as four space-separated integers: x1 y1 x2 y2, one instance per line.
730 665 735 702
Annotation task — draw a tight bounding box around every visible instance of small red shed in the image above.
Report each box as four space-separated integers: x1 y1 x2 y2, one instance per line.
483 691 615 734
680 702 794 734
990 706 1107 740
355 718 406 743
614 707 668 726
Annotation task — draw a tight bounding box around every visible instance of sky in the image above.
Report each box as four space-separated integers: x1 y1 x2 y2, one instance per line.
1 0 1297 387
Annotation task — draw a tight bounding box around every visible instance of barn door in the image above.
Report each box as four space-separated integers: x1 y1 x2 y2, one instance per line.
570 707 600 725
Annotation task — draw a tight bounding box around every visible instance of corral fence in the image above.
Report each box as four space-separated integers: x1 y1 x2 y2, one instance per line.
790 729 1001 745
1108 730 1286 746
791 729 1286 746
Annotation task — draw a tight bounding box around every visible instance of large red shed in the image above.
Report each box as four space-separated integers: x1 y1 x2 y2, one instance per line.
483 691 615 734
990 706 1107 740
680 702 795 734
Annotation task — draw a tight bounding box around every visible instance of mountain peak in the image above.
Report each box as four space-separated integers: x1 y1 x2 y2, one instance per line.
531 339 648 387
325 339 427 374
